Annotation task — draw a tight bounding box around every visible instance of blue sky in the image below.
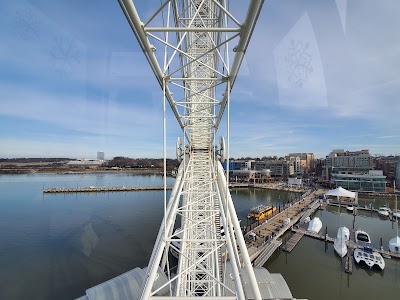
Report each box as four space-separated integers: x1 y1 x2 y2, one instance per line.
0 0 399 159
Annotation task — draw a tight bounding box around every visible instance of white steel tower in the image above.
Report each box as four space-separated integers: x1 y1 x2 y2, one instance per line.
118 1 265 300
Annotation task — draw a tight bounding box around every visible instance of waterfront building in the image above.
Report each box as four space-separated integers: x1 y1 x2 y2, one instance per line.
288 152 314 169
375 156 399 185
325 149 373 180
331 170 387 193
230 169 271 183
222 161 235 171
315 158 326 177
326 149 373 168
288 177 302 188
254 160 294 178
288 156 301 175
222 160 253 171
285 153 314 175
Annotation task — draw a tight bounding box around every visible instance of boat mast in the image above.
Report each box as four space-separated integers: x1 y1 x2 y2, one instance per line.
395 181 398 237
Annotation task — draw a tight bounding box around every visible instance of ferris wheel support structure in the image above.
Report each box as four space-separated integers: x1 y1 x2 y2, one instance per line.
118 1 265 300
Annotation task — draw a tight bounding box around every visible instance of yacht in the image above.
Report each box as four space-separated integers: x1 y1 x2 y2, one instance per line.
355 229 371 246
334 226 350 257
354 247 385 270
377 206 391 217
389 184 400 254
307 217 322 233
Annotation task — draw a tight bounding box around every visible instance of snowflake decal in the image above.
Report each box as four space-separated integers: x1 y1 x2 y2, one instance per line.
285 39 313 88
50 36 81 76
15 8 40 41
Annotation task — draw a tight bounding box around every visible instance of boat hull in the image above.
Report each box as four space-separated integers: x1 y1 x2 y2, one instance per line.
355 230 371 246
334 238 347 257
354 248 385 270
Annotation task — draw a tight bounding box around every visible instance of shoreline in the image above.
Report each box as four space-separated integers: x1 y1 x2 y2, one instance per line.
0 168 170 175
230 182 307 193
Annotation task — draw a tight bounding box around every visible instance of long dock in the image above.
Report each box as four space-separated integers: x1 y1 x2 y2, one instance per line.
242 187 400 269
282 231 304 252
43 186 173 193
291 226 400 260
244 189 325 264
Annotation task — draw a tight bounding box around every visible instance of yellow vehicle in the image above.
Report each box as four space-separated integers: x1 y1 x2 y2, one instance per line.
247 205 276 221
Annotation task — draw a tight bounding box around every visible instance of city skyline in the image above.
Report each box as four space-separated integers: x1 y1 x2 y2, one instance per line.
1 0 399 159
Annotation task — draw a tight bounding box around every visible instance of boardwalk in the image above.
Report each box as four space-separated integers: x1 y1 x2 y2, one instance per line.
244 189 327 262
319 202 328 210
43 186 173 193
253 239 282 267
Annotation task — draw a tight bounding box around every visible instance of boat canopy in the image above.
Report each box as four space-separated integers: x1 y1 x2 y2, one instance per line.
307 217 322 233
325 186 356 199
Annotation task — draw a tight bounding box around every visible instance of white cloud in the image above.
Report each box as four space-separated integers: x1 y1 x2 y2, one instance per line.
0 83 163 138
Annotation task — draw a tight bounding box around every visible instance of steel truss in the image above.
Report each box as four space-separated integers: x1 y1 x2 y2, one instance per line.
118 1 264 300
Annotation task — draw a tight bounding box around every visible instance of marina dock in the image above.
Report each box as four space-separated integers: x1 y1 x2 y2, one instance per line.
282 231 305 253
345 248 354 273
43 186 173 193
290 224 400 259
244 189 325 263
245 188 400 267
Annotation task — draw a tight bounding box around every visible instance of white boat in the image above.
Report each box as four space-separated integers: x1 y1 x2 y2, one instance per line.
389 236 400 254
307 217 322 233
346 205 354 212
389 183 400 254
334 226 350 257
337 226 350 240
303 216 311 223
355 229 371 246
377 206 391 217
354 247 385 270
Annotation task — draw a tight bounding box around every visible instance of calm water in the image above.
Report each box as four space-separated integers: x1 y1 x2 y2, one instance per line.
266 205 400 300
0 174 399 299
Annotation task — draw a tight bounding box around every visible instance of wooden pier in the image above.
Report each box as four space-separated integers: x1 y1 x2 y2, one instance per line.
345 248 354 273
282 231 304 252
43 186 173 193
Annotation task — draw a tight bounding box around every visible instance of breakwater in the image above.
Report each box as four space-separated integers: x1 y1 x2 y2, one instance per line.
43 186 173 193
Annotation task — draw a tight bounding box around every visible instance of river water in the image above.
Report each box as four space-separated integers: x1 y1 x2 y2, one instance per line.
0 174 398 299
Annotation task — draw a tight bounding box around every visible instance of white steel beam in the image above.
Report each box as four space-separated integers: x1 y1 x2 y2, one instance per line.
118 1 265 300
